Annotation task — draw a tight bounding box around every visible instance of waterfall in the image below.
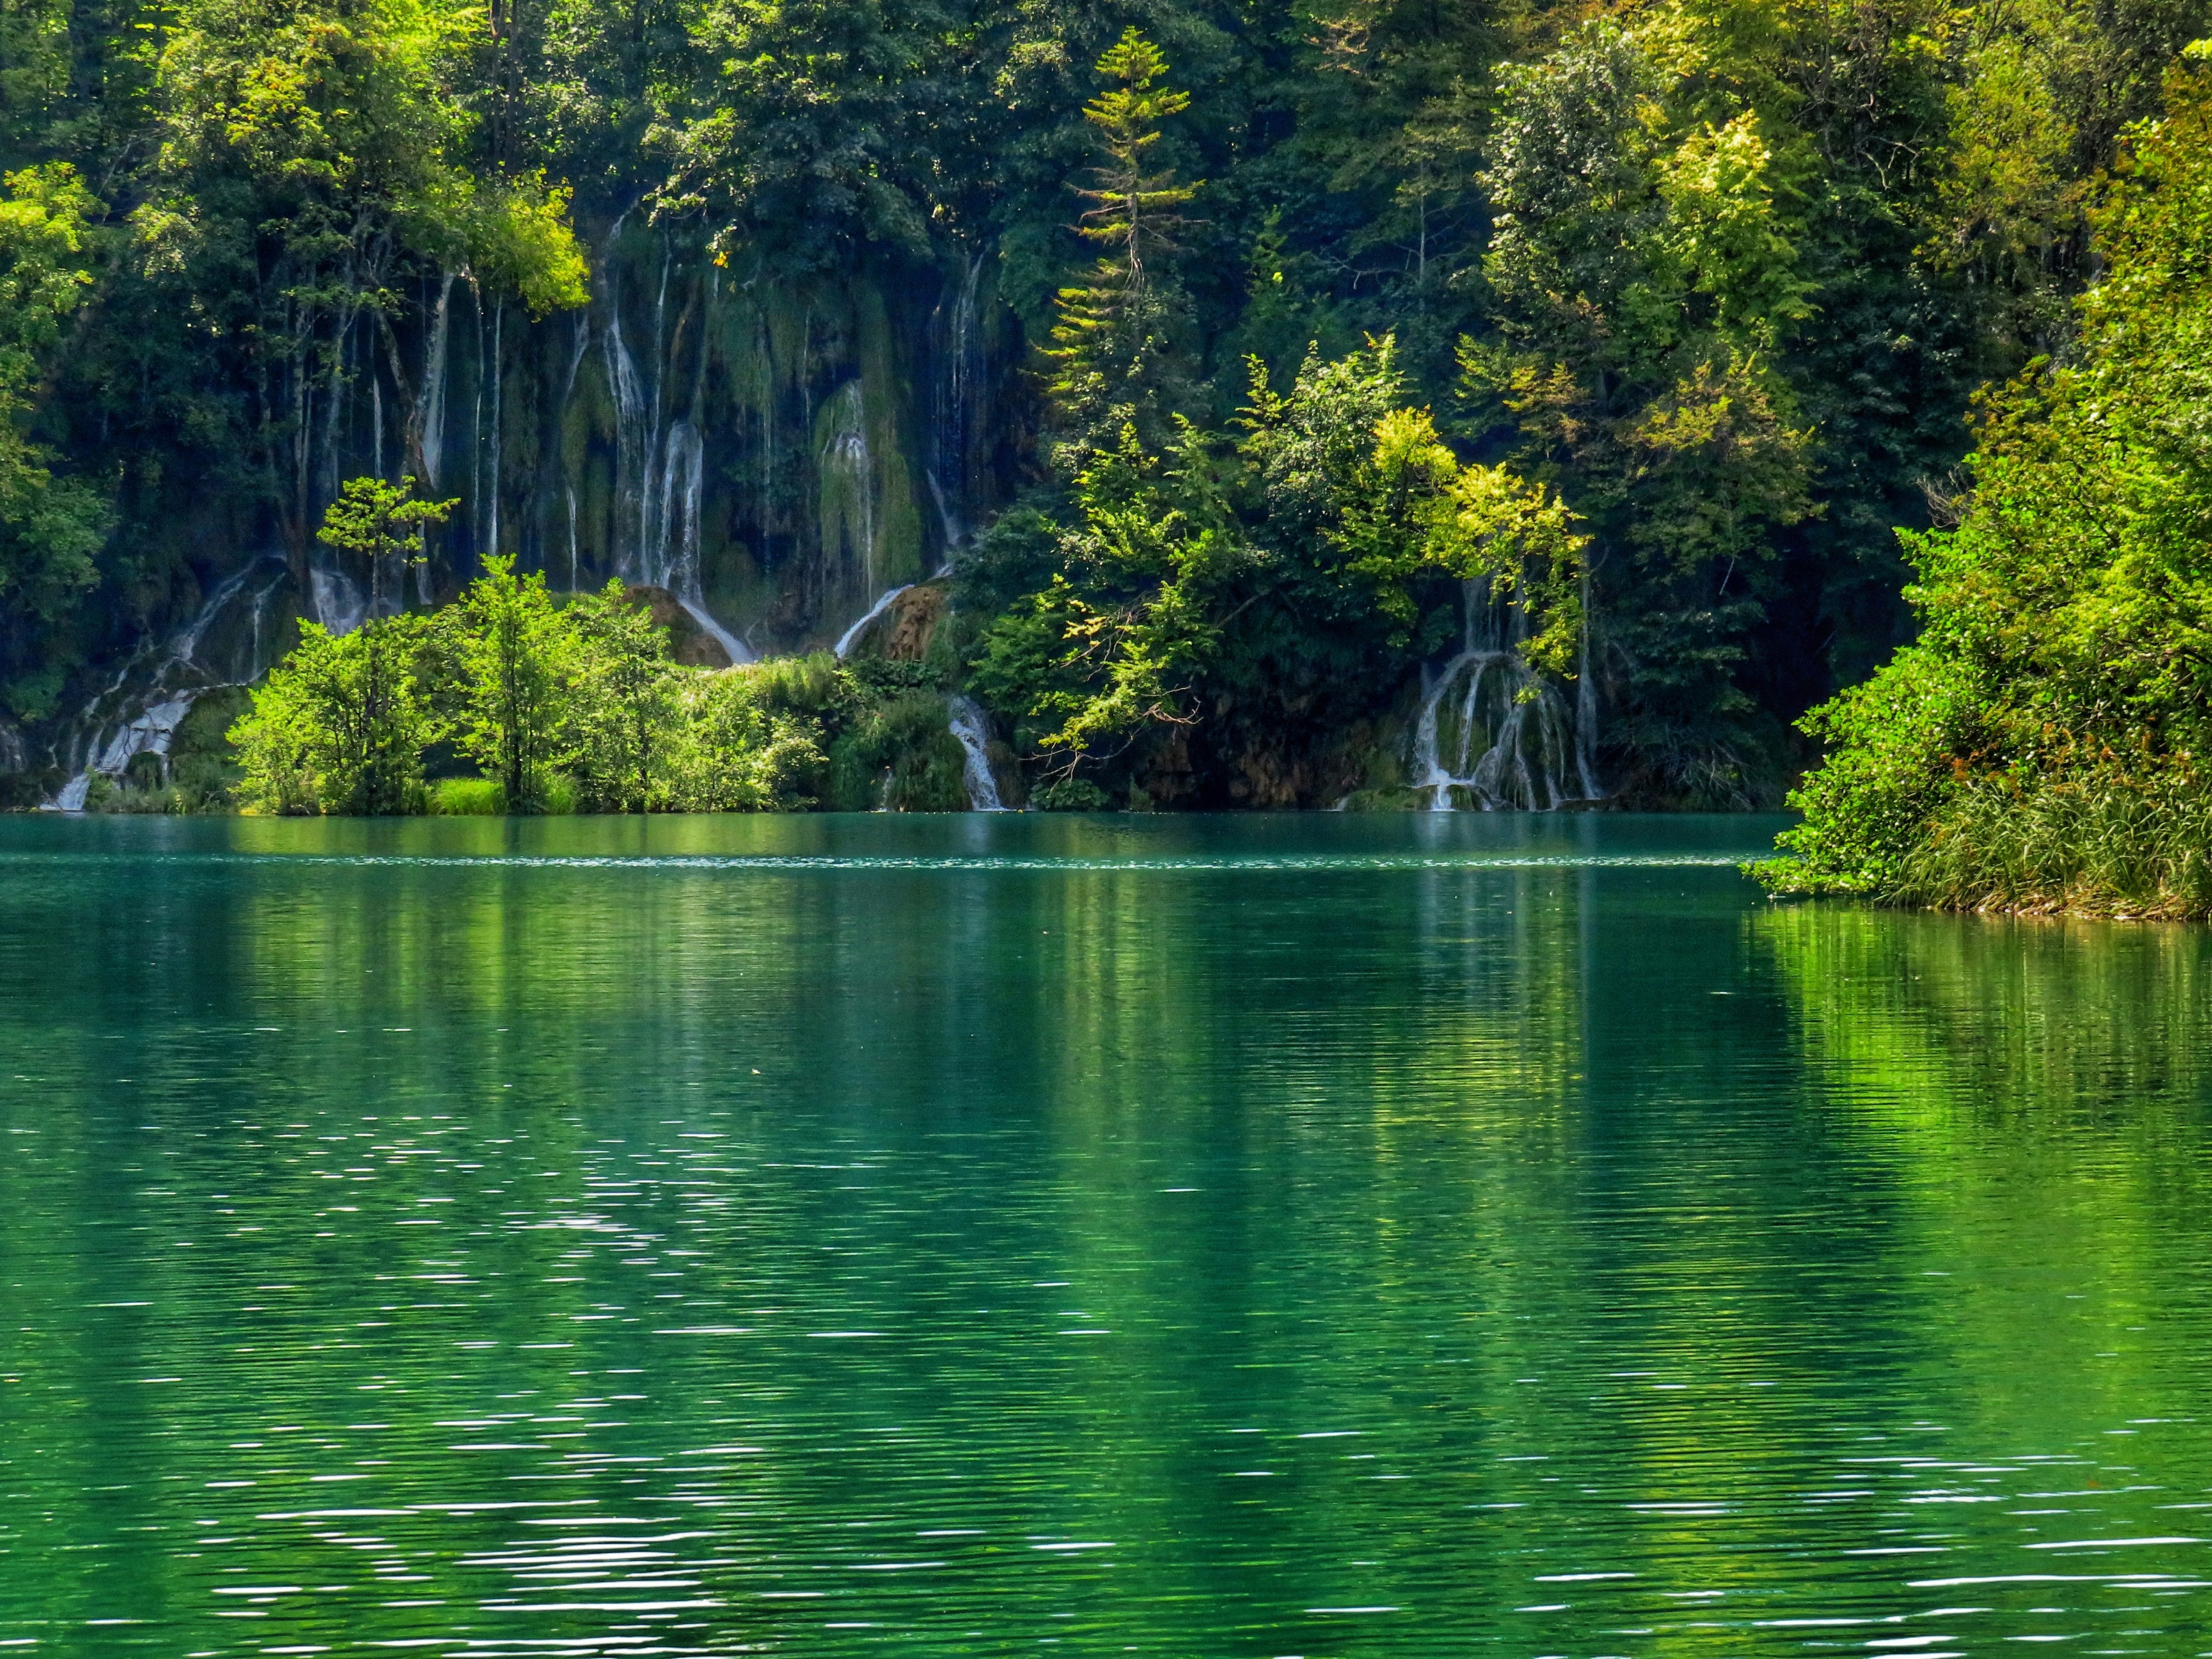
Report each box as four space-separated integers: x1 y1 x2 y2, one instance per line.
678 599 752 665
49 556 289 808
485 298 503 558
56 696 191 810
643 419 752 663
469 300 484 548
1408 582 1590 811
834 584 910 660
603 303 651 580
821 380 875 596
417 272 454 487
948 696 1006 811
646 419 699 590
310 565 368 636
169 558 281 670
925 471 963 572
594 259 753 663
566 486 580 591
936 253 984 496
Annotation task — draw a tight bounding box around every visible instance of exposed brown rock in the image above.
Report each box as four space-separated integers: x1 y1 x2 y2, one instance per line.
624 585 733 668
876 584 946 663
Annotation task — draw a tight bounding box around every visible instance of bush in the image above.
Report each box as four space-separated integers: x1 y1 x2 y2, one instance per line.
669 669 830 810
1755 66 2212 916
230 614 439 814
214 555 944 816
1035 776 1112 812
829 692 969 811
426 776 505 815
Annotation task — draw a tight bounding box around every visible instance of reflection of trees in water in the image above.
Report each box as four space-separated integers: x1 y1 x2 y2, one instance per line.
1754 901 2212 1471
11 852 2212 1650
1755 902 2212 1128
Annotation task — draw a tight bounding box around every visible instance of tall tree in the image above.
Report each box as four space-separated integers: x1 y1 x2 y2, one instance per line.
1040 28 1202 473
0 161 107 722
445 553 575 811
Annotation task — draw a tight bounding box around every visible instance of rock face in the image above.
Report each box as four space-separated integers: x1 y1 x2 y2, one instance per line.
625 586 734 669
875 584 946 663
31 233 1027 785
316 232 1019 657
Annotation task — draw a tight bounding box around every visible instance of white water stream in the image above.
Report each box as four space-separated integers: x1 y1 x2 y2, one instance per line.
51 557 289 808
1409 583 1595 811
833 584 911 659
948 696 1007 811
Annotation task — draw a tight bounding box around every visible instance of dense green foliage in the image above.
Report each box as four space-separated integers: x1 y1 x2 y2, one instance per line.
967 337 1585 802
219 505 958 812
1 0 2206 805
1757 56 2212 914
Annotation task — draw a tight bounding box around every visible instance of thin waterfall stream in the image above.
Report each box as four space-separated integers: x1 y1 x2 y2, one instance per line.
948 695 1007 811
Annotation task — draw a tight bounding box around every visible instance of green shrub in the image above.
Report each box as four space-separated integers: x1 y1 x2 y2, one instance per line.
1757 66 2212 916
1035 776 1111 812
426 776 505 815
750 652 850 716
829 692 969 811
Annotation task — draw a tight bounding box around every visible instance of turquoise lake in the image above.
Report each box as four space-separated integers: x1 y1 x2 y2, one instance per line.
2 811 2211 1655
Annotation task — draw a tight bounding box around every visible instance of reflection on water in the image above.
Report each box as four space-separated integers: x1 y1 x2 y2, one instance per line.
1 812 2210 1655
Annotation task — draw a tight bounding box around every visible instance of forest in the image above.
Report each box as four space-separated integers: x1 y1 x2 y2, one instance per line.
1 0 2208 838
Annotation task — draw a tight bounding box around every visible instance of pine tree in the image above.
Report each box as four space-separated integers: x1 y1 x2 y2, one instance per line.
1041 30 1202 474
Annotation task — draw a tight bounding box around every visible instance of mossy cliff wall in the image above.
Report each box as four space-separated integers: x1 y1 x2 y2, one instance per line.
33 234 1024 778
371 230 1016 654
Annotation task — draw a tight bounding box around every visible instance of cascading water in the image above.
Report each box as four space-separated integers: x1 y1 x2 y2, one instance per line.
603 304 651 580
665 421 752 664
484 298 503 558
931 251 985 550
604 262 752 663
28 237 1035 746
310 564 368 636
1409 581 1593 811
51 556 290 808
948 696 1007 811
646 420 702 592
566 486 582 592
820 379 881 640
416 273 454 488
924 471 964 573
833 584 910 660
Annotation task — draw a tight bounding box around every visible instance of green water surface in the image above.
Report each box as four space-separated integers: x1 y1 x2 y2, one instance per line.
2 812 2211 1655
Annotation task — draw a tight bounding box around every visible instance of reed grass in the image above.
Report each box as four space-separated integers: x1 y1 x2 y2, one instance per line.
1886 771 2212 919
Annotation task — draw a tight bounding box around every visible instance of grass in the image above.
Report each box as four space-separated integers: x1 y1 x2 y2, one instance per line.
425 774 583 815
1759 769 2212 920
426 777 506 815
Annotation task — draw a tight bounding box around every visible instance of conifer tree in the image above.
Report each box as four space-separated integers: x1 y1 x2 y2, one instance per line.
1042 30 1202 474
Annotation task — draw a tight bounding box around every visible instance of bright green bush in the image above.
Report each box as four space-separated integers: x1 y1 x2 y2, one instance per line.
426 777 505 815
230 613 441 815
669 668 831 811
1757 60 2212 915
225 552 964 815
